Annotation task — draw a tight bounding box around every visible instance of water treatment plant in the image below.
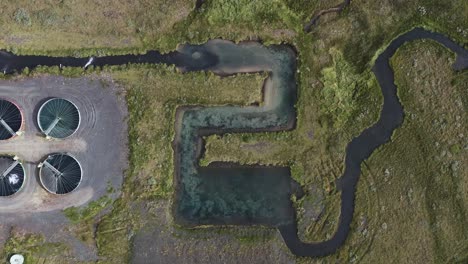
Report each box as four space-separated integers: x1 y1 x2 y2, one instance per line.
39 153 82 195
0 77 127 218
0 97 84 197
0 156 25 197
0 1 466 263
0 99 23 140
37 98 81 139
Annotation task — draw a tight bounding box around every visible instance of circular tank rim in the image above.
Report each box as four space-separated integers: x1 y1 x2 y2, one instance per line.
0 97 25 141
9 254 25 264
39 152 83 195
37 98 81 139
0 155 26 198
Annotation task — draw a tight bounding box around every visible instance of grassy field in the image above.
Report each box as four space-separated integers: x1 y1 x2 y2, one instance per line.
0 231 71 263
0 0 466 263
360 41 468 263
0 0 194 55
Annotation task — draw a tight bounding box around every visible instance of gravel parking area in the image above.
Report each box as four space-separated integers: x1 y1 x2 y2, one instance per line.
0 75 128 260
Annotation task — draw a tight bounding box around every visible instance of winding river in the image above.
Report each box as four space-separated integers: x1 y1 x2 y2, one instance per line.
0 27 466 257
279 28 468 256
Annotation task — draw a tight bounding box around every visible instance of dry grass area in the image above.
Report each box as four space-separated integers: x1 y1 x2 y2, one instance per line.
0 0 194 54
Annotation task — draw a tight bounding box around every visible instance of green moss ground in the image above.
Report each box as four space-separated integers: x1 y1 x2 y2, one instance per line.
0 231 73 264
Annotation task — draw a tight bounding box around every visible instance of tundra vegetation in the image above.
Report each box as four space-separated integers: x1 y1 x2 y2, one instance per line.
0 0 466 263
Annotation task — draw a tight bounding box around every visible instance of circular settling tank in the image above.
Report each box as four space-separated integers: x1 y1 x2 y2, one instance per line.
37 98 80 139
0 156 25 196
0 99 23 140
39 153 82 194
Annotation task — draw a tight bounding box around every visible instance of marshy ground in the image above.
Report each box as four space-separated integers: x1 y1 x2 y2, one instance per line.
0 0 466 263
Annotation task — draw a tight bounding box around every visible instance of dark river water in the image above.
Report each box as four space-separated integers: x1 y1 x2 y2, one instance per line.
279 28 468 256
0 27 466 257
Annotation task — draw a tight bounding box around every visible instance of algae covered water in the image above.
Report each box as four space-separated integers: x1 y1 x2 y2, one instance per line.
172 40 299 227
